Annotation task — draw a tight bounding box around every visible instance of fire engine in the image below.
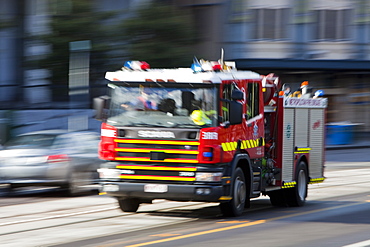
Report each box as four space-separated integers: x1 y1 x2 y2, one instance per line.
95 59 327 217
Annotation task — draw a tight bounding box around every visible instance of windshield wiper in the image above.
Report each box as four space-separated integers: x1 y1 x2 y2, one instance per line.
170 123 201 128
133 123 165 127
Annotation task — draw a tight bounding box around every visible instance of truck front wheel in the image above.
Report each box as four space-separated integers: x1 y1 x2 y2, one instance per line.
118 198 140 212
219 167 247 217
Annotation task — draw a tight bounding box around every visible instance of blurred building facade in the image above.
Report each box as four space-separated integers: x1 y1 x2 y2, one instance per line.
1 0 370 132
175 0 370 132
0 0 146 109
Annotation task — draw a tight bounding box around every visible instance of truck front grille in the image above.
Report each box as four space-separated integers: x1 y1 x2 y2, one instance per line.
114 138 200 163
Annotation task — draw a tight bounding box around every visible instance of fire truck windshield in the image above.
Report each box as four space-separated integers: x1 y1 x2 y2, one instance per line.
107 83 218 128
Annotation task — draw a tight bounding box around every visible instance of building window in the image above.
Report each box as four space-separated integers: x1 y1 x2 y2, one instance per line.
313 9 352 41
252 8 290 40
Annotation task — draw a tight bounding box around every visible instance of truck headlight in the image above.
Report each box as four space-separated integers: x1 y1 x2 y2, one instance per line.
98 168 121 179
196 172 222 182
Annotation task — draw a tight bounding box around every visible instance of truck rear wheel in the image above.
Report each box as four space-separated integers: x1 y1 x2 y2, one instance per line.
285 161 308 207
219 167 247 217
118 198 140 212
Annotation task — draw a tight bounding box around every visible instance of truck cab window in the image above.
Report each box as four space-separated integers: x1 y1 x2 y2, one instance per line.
246 82 260 120
221 83 237 122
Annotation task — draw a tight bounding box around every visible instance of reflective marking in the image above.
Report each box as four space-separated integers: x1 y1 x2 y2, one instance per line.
342 239 370 247
115 157 199 163
115 148 199 154
221 138 264 151
116 165 197 171
282 181 296 188
309 177 325 184
218 196 232 200
120 175 196 181
115 139 199 145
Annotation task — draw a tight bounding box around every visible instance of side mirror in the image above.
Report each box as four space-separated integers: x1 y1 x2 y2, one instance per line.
93 96 110 121
231 90 244 101
229 101 242 125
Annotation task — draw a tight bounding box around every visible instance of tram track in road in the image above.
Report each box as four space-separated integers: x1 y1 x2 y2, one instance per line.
1 171 368 229
50 194 370 247
1 162 370 247
0 199 216 237
0 199 222 247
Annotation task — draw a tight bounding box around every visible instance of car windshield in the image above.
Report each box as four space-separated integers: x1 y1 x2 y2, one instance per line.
107 83 218 128
4 134 57 149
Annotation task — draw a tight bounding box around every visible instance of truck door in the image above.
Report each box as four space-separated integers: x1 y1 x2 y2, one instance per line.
244 81 264 159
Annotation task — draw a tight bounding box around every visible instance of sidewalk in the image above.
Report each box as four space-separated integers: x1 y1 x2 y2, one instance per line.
326 132 370 150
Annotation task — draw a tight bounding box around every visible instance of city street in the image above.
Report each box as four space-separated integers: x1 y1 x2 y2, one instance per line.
0 148 369 247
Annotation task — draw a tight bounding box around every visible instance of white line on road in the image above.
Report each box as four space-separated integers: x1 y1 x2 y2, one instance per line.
342 239 370 247
0 206 118 227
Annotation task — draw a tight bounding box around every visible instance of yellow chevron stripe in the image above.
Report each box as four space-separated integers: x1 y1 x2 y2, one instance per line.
225 142 232 151
221 138 266 151
221 143 227 151
241 141 246 149
309 177 325 184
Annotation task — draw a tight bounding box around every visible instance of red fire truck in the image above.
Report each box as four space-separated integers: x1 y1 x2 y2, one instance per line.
95 59 327 216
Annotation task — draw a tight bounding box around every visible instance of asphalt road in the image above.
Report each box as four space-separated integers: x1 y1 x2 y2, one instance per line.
0 148 369 247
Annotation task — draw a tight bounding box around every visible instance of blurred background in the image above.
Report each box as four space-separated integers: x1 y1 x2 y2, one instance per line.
1 0 370 145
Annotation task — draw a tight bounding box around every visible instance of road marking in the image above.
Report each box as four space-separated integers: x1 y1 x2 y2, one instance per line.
125 220 266 247
342 239 370 247
217 220 250 224
150 234 181 237
123 200 370 247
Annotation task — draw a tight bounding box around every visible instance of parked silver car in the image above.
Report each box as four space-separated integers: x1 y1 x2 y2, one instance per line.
0 130 101 195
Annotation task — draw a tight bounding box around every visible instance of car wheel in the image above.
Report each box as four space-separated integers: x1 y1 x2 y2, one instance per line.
61 172 83 196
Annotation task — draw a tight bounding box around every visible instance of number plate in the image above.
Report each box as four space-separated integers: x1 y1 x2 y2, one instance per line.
144 184 168 193
103 184 119 192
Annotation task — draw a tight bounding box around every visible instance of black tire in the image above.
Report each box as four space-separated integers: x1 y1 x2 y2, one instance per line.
220 167 247 217
118 198 140 212
285 161 308 207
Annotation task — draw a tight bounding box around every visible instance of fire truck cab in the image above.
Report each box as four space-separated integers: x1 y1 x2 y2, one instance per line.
95 60 327 217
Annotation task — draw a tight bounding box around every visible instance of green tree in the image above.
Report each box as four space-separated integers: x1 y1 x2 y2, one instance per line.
119 2 195 68
35 0 117 101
